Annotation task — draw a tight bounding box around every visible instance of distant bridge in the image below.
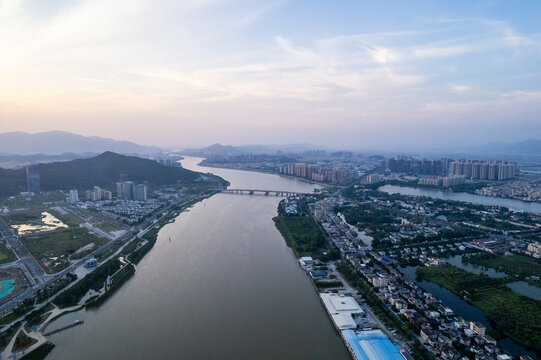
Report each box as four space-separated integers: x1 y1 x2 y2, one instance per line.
219 188 308 197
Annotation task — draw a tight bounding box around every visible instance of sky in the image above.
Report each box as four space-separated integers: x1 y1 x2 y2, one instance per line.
0 0 540 150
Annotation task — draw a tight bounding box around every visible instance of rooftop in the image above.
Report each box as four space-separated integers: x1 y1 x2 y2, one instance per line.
342 329 403 360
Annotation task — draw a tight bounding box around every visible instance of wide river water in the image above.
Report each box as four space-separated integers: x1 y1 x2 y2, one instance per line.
45 157 350 360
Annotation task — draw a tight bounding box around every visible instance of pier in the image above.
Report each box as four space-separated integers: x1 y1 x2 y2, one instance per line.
44 320 84 336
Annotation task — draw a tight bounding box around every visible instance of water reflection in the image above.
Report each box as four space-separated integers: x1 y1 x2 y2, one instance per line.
379 185 541 214
399 266 538 359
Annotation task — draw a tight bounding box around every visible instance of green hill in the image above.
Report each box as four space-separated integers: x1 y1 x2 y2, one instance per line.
0 152 225 197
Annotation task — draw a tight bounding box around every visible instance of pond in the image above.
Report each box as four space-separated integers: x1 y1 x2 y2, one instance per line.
446 255 507 278
0 279 15 299
399 266 538 359
506 281 541 300
11 212 68 235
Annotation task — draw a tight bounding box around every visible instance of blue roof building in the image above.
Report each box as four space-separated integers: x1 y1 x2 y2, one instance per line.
342 329 404 360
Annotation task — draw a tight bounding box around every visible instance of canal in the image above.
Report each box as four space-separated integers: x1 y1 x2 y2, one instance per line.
45 157 350 360
379 184 541 214
399 263 539 359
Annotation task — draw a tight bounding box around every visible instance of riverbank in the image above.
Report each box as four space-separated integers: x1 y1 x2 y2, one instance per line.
272 214 354 359
379 184 541 214
26 158 353 360
0 193 217 359
198 161 339 187
416 264 541 356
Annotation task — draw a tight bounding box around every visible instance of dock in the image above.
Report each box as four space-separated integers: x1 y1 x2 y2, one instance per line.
44 320 84 336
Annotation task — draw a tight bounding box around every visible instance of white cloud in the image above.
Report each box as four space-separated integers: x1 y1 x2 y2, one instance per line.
0 0 22 17
449 84 472 93
0 2 539 147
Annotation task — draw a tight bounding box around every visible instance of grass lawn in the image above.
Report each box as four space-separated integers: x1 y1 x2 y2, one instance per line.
3 212 43 226
22 228 109 273
48 209 83 227
273 215 327 257
4 211 69 236
20 342 55 360
13 330 37 351
0 322 20 351
0 242 17 264
417 265 541 354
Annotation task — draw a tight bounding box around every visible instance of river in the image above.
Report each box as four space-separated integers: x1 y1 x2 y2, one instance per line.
45 157 350 360
379 184 541 214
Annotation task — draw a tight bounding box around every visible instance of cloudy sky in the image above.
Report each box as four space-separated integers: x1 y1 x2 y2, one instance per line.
0 0 540 149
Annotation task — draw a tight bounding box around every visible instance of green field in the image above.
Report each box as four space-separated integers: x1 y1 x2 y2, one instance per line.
0 242 16 264
0 322 21 351
3 211 69 236
3 212 43 226
273 215 339 260
22 228 109 273
13 330 37 351
417 265 541 354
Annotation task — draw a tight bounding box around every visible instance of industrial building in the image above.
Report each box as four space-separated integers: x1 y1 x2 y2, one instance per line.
320 293 364 330
342 329 404 360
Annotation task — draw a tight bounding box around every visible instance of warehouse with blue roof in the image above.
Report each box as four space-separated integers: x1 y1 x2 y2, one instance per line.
342 329 404 360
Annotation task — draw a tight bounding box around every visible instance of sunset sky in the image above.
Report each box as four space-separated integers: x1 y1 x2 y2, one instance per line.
1 0 540 149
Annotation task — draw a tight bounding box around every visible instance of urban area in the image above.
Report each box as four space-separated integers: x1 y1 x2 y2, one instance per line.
0 149 540 360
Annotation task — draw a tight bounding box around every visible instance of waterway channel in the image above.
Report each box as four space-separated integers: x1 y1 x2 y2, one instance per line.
379 184 541 214
399 264 539 359
45 157 350 360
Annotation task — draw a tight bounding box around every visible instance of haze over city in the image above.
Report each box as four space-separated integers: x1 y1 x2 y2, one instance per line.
2 2 541 360
1 0 540 149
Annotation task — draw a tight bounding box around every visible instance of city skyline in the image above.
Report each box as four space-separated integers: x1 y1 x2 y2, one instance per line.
1 0 540 149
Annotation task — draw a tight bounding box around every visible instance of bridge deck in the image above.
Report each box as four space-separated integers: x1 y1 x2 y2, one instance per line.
219 188 309 196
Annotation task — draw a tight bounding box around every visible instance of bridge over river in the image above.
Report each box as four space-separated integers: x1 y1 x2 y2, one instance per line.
219 188 309 197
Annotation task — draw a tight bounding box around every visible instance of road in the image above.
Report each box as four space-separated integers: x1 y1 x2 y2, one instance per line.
0 217 48 285
330 262 408 350
0 192 211 316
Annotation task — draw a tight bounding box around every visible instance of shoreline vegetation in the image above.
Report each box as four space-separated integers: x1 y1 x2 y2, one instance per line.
54 195 214 311
416 264 541 355
272 199 340 261
462 252 541 288
271 203 435 360
5 193 216 359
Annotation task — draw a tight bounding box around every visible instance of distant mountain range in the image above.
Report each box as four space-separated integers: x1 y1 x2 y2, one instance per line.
0 153 96 169
179 143 326 156
0 151 225 198
0 131 164 155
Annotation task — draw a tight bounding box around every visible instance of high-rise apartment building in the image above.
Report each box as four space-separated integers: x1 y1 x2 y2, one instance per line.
442 175 465 187
26 165 40 194
134 184 147 201
448 160 516 181
117 181 147 201
67 190 79 203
